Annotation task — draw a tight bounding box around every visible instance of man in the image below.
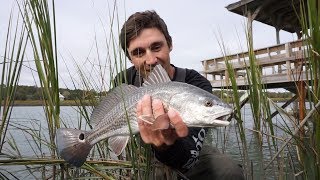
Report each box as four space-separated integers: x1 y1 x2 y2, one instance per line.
115 10 244 180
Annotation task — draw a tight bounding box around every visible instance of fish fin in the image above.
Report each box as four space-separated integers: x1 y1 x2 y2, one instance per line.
143 64 171 87
139 114 171 130
108 136 129 156
151 114 170 130
56 128 92 167
138 115 155 124
91 84 138 126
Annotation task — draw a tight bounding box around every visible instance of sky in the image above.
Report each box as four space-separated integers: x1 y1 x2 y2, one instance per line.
0 0 298 90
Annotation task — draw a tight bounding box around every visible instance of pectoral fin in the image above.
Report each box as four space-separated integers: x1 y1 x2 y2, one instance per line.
138 115 155 124
151 114 171 131
108 136 129 156
139 114 172 131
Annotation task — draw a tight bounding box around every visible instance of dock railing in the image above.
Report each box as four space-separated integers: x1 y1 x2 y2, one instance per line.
201 39 309 88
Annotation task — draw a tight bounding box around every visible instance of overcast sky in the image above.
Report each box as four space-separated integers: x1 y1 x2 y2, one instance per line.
0 0 298 89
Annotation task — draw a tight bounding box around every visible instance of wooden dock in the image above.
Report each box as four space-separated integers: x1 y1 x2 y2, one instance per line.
201 39 309 92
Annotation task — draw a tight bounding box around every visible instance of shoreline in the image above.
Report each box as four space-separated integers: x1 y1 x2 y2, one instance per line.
2 100 94 106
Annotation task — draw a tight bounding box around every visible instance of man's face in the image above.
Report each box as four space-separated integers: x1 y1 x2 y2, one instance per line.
127 27 172 78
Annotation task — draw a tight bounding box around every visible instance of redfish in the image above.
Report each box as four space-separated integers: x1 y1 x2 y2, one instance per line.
56 64 232 167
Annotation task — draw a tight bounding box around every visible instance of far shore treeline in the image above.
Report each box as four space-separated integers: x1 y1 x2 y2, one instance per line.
1 84 293 103
15 85 102 100
1 85 106 106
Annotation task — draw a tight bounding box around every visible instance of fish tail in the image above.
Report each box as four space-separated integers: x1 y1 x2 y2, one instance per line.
56 128 92 167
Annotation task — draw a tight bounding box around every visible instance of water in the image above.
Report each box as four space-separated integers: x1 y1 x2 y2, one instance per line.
0 106 91 179
0 103 301 179
205 103 301 180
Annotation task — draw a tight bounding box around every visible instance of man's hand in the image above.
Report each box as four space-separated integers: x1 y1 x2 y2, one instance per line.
136 94 189 148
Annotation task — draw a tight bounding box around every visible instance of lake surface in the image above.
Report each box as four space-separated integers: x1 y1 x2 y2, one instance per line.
1 103 303 179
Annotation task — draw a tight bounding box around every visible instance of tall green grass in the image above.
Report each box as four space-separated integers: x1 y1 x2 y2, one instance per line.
0 6 28 152
19 0 62 178
1 0 155 179
220 0 320 179
296 0 320 178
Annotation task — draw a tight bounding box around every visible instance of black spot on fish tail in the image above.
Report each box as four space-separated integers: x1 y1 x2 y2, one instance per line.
56 128 92 167
59 141 92 167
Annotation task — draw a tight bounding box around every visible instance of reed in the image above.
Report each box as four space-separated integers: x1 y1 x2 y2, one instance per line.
214 31 251 175
0 5 28 152
218 0 320 179
1 0 146 179
295 0 320 178
19 0 62 178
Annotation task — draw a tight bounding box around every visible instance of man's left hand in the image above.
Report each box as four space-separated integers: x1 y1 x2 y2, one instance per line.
136 94 189 148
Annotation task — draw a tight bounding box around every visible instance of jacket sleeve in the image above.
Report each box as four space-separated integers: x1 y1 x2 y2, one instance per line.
153 127 207 172
113 66 137 87
153 68 212 172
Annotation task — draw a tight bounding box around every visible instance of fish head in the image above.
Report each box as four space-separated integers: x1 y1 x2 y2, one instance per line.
169 89 232 127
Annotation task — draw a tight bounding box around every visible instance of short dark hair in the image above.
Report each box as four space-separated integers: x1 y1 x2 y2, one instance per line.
120 10 172 59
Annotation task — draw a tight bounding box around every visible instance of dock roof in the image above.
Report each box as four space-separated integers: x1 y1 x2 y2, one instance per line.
226 0 307 33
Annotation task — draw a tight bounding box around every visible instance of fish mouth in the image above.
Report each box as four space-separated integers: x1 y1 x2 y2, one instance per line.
216 113 230 121
189 118 230 127
211 115 231 127
202 108 233 127
212 119 230 126
212 108 232 119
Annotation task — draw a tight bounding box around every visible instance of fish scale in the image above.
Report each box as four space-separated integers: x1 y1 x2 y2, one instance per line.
87 85 168 144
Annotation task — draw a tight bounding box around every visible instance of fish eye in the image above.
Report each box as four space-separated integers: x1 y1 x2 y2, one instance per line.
204 100 213 107
79 133 85 140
